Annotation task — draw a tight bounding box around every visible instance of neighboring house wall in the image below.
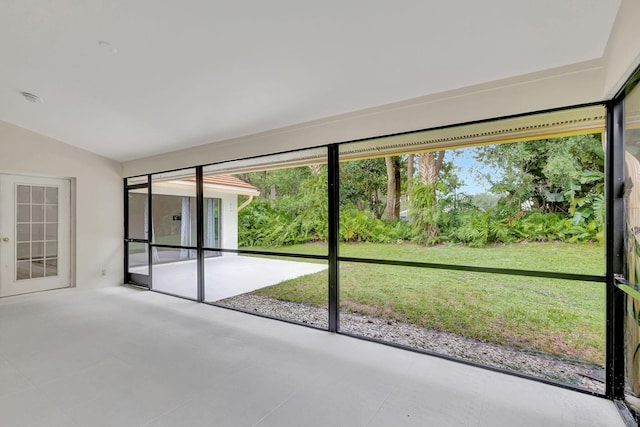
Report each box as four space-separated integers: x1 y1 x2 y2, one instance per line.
218 192 238 252
0 120 123 288
148 182 242 252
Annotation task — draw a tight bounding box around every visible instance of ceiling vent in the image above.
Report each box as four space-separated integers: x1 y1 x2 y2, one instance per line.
20 92 43 103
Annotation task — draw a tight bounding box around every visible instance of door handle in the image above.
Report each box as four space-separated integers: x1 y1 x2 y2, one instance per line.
2 237 8 242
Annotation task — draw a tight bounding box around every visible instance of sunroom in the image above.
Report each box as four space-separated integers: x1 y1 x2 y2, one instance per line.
1 1 640 425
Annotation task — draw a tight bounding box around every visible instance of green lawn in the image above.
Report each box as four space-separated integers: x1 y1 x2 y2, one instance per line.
245 242 606 364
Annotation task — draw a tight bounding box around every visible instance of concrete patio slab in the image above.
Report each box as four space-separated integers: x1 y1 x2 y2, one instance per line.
131 255 327 301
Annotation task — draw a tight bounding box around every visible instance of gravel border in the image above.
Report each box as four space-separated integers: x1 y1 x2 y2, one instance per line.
217 294 605 394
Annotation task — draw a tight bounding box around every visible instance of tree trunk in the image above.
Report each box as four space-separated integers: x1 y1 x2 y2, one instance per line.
385 156 402 222
418 151 445 185
385 157 395 222
416 151 445 239
407 154 415 196
393 158 401 219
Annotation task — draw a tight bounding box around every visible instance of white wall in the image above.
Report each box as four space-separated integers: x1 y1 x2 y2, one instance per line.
219 193 238 252
0 120 123 288
603 0 640 98
119 0 640 179
122 61 606 177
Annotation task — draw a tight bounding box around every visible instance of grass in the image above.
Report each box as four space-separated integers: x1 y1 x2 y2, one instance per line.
245 241 605 364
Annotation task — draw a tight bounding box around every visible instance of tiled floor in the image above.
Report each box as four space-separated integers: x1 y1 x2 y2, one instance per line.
0 286 625 426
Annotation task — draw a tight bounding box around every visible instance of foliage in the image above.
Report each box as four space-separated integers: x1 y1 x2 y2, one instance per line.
340 158 389 219
409 183 441 244
474 134 604 221
340 208 412 243
238 168 327 247
237 134 604 248
238 167 312 198
440 208 602 247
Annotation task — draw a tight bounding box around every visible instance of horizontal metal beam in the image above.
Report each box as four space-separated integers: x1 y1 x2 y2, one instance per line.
338 256 605 283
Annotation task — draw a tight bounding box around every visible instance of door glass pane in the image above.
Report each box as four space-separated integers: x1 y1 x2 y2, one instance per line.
152 247 197 299
45 224 57 240
45 205 57 222
16 243 30 260
45 259 57 277
32 224 44 241
45 187 58 204
16 205 29 222
31 260 44 278
16 185 30 203
15 184 59 280
127 189 148 240
16 261 30 280
31 186 44 204
32 205 44 221
151 168 197 246
45 242 57 257
31 242 44 258
128 242 149 270
16 224 30 242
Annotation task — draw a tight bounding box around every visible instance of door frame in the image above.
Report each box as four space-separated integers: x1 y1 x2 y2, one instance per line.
124 178 151 287
0 174 73 297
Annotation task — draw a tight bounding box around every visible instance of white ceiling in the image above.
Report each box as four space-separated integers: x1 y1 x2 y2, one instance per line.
0 0 622 162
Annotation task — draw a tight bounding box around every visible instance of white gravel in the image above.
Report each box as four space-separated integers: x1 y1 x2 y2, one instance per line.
217 294 605 394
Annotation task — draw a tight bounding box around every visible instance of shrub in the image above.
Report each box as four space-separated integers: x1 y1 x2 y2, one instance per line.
339 208 412 243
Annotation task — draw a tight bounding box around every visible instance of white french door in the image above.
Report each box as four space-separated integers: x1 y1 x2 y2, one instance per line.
0 175 71 297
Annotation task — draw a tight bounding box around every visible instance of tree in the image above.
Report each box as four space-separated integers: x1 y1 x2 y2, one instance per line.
474 134 604 222
418 151 445 187
410 151 445 241
340 158 387 219
437 158 464 212
238 167 312 199
407 154 415 196
385 156 401 222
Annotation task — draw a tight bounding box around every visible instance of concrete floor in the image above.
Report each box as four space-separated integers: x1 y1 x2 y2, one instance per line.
0 286 625 427
131 255 327 301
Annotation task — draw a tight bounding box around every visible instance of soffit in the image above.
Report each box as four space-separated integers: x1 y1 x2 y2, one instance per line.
0 1 621 161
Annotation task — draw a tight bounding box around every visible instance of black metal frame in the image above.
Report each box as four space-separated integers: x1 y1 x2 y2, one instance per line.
122 100 629 401
328 144 339 332
124 177 151 287
196 166 204 301
606 97 626 400
610 65 640 422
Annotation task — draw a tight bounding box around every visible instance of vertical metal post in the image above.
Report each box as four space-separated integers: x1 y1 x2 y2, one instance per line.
196 166 205 302
147 175 153 289
328 144 340 332
123 178 129 283
605 99 626 399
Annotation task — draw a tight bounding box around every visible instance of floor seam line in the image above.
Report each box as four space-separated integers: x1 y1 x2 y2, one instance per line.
365 388 394 427
251 389 298 427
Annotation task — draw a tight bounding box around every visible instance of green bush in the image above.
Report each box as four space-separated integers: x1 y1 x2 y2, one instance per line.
238 179 602 248
238 199 413 247
441 208 602 246
445 209 514 247
339 208 412 243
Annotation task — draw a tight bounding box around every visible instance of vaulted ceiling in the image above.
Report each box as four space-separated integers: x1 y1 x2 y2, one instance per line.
0 1 622 162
